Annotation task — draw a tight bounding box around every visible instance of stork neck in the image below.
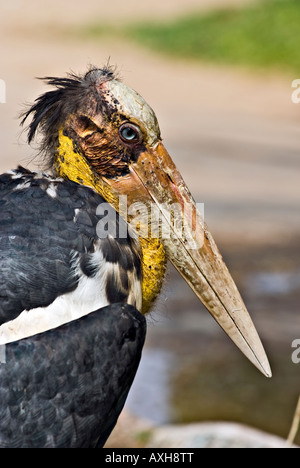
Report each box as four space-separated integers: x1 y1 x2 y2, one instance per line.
54 128 167 314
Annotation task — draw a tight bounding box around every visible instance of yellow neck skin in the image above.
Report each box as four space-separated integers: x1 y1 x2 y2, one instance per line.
54 129 167 314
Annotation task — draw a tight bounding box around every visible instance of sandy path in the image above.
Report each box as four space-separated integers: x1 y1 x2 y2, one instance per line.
0 0 299 244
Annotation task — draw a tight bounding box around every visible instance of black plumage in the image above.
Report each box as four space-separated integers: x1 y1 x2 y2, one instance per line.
0 167 141 324
0 303 146 448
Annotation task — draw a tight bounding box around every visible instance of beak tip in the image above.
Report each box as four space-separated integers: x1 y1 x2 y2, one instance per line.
260 360 272 379
250 348 272 378
260 367 272 379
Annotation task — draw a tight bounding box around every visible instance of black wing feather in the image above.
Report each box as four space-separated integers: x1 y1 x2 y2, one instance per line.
0 167 136 324
0 303 146 448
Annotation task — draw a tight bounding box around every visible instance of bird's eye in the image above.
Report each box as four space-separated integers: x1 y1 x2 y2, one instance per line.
119 123 141 144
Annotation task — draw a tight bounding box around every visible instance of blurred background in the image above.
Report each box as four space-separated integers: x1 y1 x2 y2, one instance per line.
0 0 300 447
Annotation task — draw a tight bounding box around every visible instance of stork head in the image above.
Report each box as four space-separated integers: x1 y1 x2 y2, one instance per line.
22 66 271 378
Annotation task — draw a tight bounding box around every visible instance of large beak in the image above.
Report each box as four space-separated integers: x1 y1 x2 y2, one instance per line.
105 141 271 378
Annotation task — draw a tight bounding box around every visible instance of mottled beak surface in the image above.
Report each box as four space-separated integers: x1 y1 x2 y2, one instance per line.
106 141 271 378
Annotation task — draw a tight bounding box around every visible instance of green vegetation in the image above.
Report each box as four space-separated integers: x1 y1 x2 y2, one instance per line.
83 0 300 73
126 0 300 72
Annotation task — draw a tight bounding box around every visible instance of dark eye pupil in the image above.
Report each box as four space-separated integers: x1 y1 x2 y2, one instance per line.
121 127 137 141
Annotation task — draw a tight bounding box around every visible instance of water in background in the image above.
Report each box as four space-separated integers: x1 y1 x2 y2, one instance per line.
126 243 300 444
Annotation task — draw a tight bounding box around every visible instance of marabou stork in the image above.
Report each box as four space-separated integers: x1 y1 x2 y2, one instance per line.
0 66 271 448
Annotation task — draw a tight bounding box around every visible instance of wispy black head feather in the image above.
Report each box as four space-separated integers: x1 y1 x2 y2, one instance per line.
20 65 117 166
